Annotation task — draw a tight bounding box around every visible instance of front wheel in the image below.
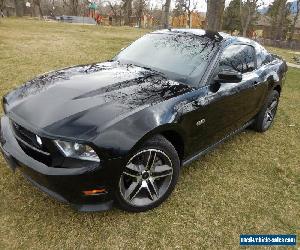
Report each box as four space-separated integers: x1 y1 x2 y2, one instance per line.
115 135 180 212
253 90 280 132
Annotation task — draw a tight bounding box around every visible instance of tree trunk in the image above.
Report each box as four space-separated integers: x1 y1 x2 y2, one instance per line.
37 2 43 18
241 5 252 37
14 0 24 17
162 0 171 28
71 0 78 16
0 0 5 12
188 11 192 28
33 0 43 18
206 0 225 31
123 0 132 25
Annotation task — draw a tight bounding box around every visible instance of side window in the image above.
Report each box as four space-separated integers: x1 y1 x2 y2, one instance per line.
219 44 256 74
256 45 273 67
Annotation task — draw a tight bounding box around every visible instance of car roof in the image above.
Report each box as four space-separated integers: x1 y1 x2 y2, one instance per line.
152 28 256 47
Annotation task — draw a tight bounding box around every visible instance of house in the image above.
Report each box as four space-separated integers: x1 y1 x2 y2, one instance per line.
101 12 154 28
254 15 300 40
172 12 206 29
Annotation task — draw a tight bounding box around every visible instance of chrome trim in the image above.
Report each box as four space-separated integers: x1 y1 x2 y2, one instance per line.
14 134 50 156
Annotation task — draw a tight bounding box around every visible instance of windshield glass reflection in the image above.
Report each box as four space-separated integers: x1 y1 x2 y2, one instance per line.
115 32 221 82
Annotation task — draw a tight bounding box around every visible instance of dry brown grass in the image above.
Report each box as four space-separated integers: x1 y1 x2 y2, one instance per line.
0 18 299 249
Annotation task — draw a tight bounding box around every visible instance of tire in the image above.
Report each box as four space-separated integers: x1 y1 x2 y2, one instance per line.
115 135 180 212
253 90 280 132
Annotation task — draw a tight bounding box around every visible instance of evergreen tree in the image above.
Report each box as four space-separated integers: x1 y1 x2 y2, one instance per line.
223 0 241 33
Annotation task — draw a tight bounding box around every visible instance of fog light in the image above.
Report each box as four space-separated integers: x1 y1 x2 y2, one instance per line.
82 189 106 196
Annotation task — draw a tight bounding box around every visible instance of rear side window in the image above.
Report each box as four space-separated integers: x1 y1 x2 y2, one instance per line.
219 44 256 74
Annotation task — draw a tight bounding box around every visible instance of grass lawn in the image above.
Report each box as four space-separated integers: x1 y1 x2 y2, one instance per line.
266 46 300 64
0 18 299 249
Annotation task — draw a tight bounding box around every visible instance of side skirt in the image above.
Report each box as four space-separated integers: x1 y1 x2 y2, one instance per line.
182 119 255 167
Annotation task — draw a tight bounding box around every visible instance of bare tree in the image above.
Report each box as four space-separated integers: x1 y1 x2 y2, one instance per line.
33 0 43 17
289 0 300 40
14 0 24 17
63 0 79 16
175 0 197 28
206 0 225 31
269 0 289 40
239 0 260 37
133 0 147 27
99 1 119 20
122 0 132 25
161 0 171 28
107 1 118 17
0 0 5 11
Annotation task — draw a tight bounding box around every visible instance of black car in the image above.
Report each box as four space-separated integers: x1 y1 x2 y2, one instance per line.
0 29 287 212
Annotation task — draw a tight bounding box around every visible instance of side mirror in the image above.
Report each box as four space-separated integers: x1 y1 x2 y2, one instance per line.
215 70 242 83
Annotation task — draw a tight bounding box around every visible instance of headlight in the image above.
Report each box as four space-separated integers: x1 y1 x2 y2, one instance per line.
54 140 100 162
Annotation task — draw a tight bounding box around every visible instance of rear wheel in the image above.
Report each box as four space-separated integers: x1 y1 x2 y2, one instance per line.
115 135 180 212
253 90 280 132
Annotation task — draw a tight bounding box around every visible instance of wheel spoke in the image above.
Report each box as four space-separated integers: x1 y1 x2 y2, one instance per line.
152 164 173 179
126 181 142 201
143 181 154 200
268 112 274 121
145 151 157 170
147 178 159 198
269 100 277 111
123 163 141 179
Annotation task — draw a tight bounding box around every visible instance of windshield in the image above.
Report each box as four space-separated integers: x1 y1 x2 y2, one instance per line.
115 32 221 82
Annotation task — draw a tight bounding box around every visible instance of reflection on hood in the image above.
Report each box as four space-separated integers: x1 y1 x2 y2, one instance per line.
5 61 193 136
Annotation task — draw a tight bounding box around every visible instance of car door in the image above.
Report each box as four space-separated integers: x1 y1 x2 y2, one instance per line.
181 43 267 157
211 44 267 129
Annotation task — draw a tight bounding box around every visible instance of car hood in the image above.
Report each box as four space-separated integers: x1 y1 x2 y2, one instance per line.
5 61 192 140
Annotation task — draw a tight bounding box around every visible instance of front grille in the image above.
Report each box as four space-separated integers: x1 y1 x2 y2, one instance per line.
12 122 42 149
11 121 52 166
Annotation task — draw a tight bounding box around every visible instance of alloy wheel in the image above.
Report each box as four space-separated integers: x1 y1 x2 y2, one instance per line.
263 97 278 129
119 149 173 207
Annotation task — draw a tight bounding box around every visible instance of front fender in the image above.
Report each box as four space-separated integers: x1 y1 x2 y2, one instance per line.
92 100 187 159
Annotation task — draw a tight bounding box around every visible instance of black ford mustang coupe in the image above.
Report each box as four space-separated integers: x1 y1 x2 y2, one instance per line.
0 29 287 212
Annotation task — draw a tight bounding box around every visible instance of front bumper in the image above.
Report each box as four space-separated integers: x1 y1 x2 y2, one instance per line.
0 115 117 212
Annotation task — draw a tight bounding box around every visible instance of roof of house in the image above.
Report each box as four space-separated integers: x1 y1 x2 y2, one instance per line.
255 14 300 28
